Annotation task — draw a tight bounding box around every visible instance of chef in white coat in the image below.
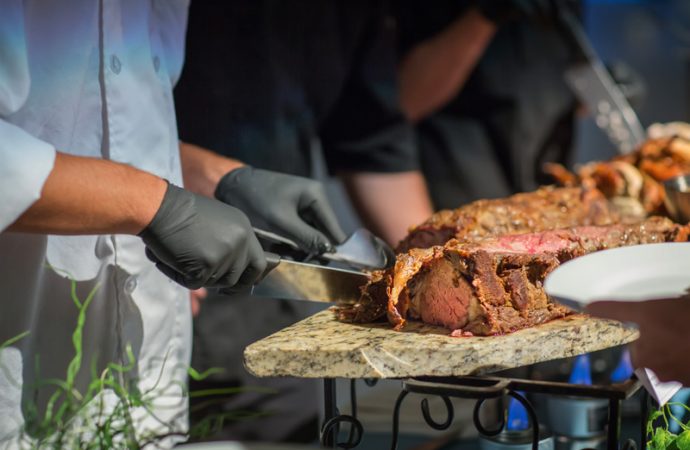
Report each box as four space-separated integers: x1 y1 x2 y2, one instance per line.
0 1 346 447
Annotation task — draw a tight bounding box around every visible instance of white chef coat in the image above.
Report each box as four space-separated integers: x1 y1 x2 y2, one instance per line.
0 1 191 447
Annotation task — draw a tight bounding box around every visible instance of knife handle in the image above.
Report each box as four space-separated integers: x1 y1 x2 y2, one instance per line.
259 251 282 281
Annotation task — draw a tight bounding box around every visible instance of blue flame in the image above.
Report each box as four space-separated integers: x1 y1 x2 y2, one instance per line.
506 392 530 431
610 349 633 383
569 354 593 385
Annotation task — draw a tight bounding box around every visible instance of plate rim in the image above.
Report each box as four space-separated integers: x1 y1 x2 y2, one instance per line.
544 242 690 309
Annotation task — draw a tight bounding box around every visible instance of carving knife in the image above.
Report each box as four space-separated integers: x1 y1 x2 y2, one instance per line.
251 252 370 304
558 7 646 154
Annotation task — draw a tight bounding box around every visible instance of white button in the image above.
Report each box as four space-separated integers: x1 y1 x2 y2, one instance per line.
124 275 138 294
153 55 161 73
110 54 122 74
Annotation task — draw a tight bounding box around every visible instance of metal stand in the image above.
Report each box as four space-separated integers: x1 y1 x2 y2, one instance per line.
320 379 364 449
321 375 645 450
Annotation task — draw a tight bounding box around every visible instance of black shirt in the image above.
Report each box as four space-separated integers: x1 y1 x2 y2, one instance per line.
174 0 417 177
397 0 580 209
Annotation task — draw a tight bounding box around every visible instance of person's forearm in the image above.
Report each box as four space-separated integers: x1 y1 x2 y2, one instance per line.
179 141 244 198
8 152 167 235
341 171 433 246
398 8 496 122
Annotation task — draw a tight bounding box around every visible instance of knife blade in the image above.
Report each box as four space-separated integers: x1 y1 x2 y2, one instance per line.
251 252 370 304
558 8 646 154
253 227 395 270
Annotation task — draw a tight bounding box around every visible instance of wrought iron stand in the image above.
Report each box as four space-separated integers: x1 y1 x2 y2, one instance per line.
320 375 647 450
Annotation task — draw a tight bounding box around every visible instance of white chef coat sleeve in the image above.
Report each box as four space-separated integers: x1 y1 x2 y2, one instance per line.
0 1 57 232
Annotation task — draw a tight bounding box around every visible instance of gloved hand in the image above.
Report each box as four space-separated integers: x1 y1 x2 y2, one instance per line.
214 166 347 254
474 0 557 26
139 183 267 291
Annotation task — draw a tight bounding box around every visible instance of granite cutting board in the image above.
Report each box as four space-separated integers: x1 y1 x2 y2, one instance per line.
244 310 638 379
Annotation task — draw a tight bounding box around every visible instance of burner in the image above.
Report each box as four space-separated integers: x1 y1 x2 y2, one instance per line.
479 428 555 450
547 396 608 450
546 354 608 450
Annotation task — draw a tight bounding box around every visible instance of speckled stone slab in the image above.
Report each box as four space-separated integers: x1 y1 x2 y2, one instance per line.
244 310 638 379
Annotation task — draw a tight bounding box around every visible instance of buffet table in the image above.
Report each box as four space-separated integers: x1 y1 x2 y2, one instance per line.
244 311 643 449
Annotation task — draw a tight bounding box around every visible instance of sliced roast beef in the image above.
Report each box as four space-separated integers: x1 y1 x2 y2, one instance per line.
336 217 689 335
397 186 619 252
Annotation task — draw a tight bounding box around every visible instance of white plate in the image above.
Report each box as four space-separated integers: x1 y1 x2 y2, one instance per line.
544 242 690 311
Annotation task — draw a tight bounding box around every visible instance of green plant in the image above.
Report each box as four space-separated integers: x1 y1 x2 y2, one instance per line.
648 403 690 450
0 280 272 449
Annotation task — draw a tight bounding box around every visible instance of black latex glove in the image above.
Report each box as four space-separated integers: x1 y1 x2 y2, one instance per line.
214 166 347 254
475 0 557 26
139 183 266 291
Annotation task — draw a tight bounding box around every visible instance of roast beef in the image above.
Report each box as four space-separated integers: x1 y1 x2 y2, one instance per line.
337 217 689 335
397 186 619 252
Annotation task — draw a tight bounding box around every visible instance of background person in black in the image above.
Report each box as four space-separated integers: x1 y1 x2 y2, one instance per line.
396 0 583 209
175 0 433 247
173 0 433 441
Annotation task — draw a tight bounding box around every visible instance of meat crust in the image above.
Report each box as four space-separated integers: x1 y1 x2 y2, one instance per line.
397 186 618 252
335 218 689 335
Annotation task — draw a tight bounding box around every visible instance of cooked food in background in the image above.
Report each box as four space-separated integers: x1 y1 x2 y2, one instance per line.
647 122 690 141
545 136 690 216
336 217 689 335
336 132 690 337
